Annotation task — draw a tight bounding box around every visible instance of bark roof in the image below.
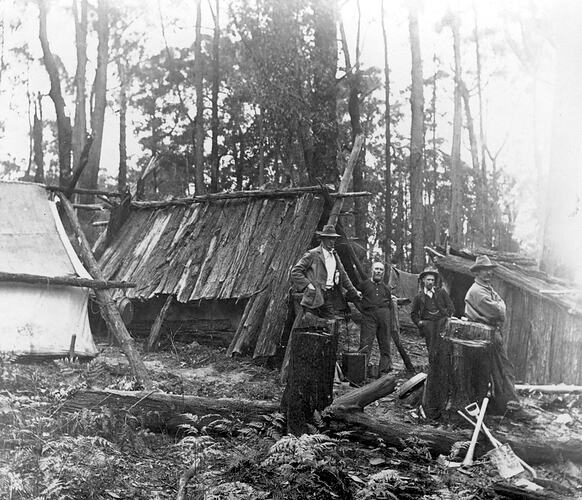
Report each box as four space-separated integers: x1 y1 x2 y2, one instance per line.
99 192 325 303
429 248 582 316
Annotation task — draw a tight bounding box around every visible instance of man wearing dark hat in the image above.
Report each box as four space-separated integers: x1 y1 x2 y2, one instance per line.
411 266 455 356
464 255 523 414
291 224 361 319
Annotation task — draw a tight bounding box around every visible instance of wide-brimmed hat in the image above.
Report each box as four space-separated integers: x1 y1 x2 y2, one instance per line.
470 255 497 272
419 266 439 280
316 224 341 238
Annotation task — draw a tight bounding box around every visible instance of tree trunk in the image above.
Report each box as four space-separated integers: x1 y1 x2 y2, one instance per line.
117 58 128 192
381 0 392 264
72 0 88 174
33 94 44 183
210 0 220 193
449 13 463 247
310 0 338 185
193 0 206 195
339 16 367 253
474 9 490 246
37 0 72 185
408 3 425 273
281 331 337 435
423 318 493 420
58 194 151 389
459 79 483 245
80 0 109 201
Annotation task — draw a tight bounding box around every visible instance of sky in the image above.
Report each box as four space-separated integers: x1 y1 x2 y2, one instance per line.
0 0 580 276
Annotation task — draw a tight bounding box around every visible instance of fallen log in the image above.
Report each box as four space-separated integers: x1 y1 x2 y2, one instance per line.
323 407 582 465
61 389 279 432
515 384 582 395
492 482 563 500
331 373 397 411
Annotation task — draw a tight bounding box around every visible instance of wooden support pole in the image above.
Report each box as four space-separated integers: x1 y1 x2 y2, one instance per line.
130 186 371 209
0 271 135 290
327 134 365 227
147 294 173 352
58 193 152 389
390 297 415 371
46 185 123 198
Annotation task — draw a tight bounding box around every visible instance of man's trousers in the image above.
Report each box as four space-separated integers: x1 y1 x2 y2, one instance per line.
360 307 392 374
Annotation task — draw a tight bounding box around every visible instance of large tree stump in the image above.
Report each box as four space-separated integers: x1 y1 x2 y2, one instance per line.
423 318 494 420
281 328 338 435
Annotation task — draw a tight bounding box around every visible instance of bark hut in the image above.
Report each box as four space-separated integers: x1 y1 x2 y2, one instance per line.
423 318 493 420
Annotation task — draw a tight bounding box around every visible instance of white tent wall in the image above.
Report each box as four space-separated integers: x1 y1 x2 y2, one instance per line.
0 181 97 357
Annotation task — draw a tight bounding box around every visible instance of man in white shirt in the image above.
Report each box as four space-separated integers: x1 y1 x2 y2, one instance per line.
291 225 361 318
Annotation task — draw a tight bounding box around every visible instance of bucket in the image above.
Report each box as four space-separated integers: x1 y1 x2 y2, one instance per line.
341 352 367 383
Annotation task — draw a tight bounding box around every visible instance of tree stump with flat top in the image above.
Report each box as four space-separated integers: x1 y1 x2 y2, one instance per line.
423 318 494 420
281 321 339 435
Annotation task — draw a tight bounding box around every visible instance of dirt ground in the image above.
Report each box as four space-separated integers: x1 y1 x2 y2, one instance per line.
1 321 582 499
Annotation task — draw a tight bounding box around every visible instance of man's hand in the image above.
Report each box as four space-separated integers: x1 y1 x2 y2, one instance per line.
355 290 362 299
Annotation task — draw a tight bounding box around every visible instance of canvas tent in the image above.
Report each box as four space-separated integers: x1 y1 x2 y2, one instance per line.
0 181 97 357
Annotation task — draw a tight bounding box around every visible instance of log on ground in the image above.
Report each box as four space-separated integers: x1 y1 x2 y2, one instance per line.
61 389 279 432
330 373 397 412
323 407 582 465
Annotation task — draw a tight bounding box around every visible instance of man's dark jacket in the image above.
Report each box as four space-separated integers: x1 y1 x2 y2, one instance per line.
410 288 455 326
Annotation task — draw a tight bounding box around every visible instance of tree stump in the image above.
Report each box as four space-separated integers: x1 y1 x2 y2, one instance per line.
423 318 494 420
281 326 338 436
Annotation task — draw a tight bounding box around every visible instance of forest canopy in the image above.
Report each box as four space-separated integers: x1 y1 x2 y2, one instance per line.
0 0 580 278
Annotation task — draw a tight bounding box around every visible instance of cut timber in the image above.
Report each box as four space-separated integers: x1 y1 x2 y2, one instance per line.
0 270 134 289
423 318 493 420
60 389 279 432
281 330 338 435
324 408 582 465
146 294 173 352
329 373 397 412
515 384 582 394
58 194 151 389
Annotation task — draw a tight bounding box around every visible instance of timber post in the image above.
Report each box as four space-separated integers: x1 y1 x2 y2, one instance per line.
58 193 152 389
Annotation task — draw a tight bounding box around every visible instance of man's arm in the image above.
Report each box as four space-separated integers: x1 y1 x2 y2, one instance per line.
290 251 313 291
335 255 361 300
465 286 506 324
